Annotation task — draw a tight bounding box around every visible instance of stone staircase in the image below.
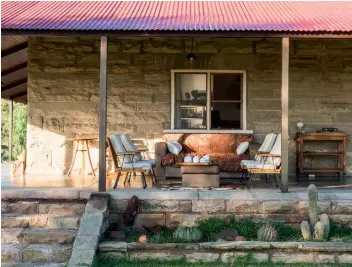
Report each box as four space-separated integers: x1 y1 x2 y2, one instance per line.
1 200 86 266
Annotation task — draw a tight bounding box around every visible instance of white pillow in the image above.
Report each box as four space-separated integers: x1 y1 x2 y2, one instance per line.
167 140 182 155
236 141 249 155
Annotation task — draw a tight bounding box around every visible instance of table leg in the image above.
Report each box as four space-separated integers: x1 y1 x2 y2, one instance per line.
86 140 96 176
66 141 78 177
80 141 86 176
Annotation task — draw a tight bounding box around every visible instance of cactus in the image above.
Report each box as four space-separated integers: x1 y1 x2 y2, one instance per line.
173 226 203 243
313 221 325 241
300 221 312 241
257 224 278 242
308 184 319 230
320 214 330 239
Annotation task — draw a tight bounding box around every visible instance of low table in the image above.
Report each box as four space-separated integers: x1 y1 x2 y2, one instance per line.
179 162 220 188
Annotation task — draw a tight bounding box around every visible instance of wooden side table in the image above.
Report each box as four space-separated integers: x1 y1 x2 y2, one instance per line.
66 137 97 177
295 132 348 181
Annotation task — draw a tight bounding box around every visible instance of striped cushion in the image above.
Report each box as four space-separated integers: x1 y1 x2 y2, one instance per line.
109 134 131 163
121 134 142 162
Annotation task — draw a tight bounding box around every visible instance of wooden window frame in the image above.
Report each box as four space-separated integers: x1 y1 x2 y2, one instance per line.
171 69 247 131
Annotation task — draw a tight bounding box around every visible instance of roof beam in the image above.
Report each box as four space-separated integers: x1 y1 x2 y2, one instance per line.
1 78 27 92
10 91 27 100
1 62 27 76
1 42 28 57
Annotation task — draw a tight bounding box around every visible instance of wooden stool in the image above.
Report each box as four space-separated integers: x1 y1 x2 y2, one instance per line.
66 137 97 177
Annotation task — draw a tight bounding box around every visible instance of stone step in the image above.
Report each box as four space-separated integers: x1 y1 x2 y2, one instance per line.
2 214 80 229
2 201 86 216
2 263 65 267
2 228 77 245
1 244 72 264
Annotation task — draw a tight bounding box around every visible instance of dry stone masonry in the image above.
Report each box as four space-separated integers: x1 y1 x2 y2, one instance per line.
27 37 352 175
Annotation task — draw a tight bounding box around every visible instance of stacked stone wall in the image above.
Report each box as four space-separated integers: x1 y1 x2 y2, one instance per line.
27 37 352 174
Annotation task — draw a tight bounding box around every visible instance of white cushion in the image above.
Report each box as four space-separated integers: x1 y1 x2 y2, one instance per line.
167 140 182 155
266 134 281 167
121 161 154 170
120 134 142 162
247 162 278 170
256 133 277 161
109 134 130 163
236 142 249 155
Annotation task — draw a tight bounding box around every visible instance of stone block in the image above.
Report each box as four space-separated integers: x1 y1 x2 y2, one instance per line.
166 213 203 228
332 202 352 213
186 253 219 262
271 252 314 263
338 253 352 263
294 201 331 214
2 201 11 213
1 228 23 244
9 202 39 214
85 192 110 216
99 242 127 252
77 213 104 236
72 235 99 251
316 254 336 263
1 245 22 263
38 202 86 216
142 200 192 212
330 214 352 225
129 252 183 260
221 252 268 263
134 213 165 227
125 93 153 103
22 244 72 263
226 200 258 213
250 99 281 111
192 200 225 213
48 216 80 229
1 214 30 228
259 201 294 214
109 200 129 213
20 229 76 245
68 249 95 266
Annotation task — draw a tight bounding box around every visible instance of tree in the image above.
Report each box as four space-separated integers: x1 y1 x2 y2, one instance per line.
1 99 27 162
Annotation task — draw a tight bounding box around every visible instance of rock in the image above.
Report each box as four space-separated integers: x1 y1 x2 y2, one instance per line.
331 237 344 242
144 225 163 234
235 236 246 241
123 196 140 226
137 235 147 244
213 229 238 241
109 231 126 241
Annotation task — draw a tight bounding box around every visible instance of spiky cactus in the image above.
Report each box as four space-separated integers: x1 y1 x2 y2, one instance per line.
320 214 330 239
314 221 325 241
308 184 319 230
257 224 278 242
300 221 312 241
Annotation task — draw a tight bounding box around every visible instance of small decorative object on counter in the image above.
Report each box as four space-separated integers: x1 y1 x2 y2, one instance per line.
296 121 304 133
184 155 193 163
193 156 200 163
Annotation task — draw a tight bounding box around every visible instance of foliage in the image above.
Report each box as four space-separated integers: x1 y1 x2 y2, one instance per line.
1 100 27 162
329 220 352 242
92 256 352 267
173 226 203 243
196 216 230 241
271 222 301 242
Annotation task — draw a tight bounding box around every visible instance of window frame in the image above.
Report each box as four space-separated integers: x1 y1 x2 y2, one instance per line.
171 69 247 131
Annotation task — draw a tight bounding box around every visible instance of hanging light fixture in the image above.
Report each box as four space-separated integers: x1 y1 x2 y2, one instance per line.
187 38 196 61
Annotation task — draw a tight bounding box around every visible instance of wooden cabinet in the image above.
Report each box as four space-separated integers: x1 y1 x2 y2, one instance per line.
295 132 348 181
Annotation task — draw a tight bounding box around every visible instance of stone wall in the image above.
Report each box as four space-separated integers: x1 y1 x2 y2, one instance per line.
27 37 352 175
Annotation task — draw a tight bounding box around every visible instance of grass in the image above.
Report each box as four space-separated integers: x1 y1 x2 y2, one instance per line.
107 216 352 243
92 256 352 267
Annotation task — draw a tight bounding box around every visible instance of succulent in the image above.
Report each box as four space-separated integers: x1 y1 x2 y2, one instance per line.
173 226 203 243
320 214 330 239
308 184 319 230
300 221 312 241
313 221 325 241
257 224 278 242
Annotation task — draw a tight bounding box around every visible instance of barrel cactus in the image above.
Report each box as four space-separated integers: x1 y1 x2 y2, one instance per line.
320 214 330 239
257 224 278 242
300 221 312 241
173 226 203 243
314 221 325 241
308 184 319 230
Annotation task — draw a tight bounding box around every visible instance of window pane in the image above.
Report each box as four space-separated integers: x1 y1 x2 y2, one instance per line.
211 103 241 129
174 73 207 129
212 74 242 101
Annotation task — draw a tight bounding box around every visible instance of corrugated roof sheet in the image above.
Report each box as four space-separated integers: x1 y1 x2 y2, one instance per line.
2 1 352 33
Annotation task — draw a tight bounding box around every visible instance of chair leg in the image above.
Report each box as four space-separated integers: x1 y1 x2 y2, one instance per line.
151 168 157 186
275 174 280 189
141 172 147 189
127 172 132 184
123 172 129 185
247 173 253 189
113 171 122 189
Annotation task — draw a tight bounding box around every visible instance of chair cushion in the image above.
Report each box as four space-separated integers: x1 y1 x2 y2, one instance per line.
121 134 142 162
109 134 130 163
246 161 278 170
236 142 249 155
167 140 182 155
121 161 154 170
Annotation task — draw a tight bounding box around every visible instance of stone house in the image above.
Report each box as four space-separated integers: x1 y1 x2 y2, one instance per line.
2 2 352 192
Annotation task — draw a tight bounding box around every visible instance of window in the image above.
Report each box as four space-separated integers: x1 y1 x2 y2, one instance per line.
171 70 246 131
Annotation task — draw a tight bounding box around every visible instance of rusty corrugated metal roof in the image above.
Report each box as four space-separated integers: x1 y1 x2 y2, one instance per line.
2 1 352 33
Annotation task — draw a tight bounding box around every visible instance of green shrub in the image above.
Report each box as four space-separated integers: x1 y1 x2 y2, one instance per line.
196 217 230 241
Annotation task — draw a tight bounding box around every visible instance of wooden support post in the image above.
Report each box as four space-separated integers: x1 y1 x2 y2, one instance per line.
99 36 108 192
8 100 13 162
281 38 289 193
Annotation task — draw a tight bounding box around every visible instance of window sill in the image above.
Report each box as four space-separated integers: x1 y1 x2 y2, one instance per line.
164 129 254 134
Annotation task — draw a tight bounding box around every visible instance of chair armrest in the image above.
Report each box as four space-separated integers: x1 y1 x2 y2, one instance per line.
138 147 149 152
260 153 281 157
115 151 137 155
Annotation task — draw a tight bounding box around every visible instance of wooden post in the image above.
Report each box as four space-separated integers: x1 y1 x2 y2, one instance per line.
99 36 108 192
8 100 13 162
281 38 289 193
